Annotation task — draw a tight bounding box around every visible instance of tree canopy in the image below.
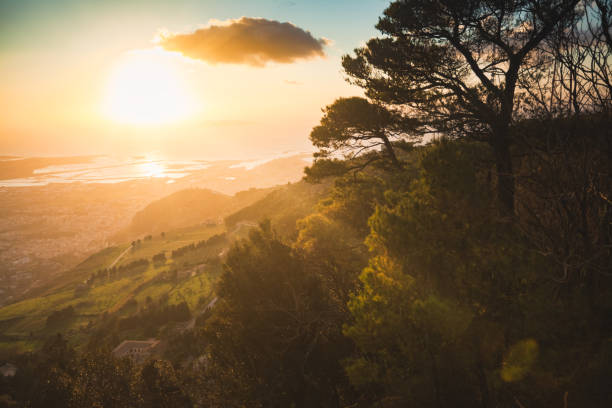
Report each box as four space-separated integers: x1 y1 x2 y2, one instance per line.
310 96 417 169
342 0 582 212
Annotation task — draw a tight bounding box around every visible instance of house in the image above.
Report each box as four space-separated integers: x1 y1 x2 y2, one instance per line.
0 363 17 377
111 339 160 363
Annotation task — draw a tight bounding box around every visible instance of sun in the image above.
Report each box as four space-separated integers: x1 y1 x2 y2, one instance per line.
103 49 199 125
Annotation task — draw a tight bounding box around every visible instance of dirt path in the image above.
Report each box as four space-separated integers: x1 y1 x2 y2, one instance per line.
109 245 131 268
185 296 218 330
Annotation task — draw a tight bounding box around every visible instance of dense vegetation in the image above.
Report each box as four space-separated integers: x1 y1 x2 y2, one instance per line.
1 1 611 407
1 334 192 408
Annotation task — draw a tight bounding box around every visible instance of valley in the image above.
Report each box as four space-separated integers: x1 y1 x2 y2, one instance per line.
0 154 310 305
0 174 330 355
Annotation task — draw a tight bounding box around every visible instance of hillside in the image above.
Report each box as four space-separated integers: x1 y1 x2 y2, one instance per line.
0 222 225 354
117 187 274 240
128 189 230 236
224 180 332 237
0 180 328 355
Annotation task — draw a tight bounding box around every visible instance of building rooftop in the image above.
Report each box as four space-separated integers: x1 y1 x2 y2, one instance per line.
0 363 17 377
111 339 160 358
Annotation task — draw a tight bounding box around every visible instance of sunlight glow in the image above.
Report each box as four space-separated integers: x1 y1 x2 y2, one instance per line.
102 49 199 125
138 160 166 177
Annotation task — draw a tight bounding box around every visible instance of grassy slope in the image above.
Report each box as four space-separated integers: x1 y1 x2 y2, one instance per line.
127 189 231 237
0 224 224 353
117 224 225 267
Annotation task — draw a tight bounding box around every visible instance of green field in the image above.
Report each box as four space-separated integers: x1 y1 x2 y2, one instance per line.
117 224 225 266
0 223 228 353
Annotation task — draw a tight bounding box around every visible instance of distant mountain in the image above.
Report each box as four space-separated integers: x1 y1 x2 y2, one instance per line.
121 187 275 238
129 189 230 235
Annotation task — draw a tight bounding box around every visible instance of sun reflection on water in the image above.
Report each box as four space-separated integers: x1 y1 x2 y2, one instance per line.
138 161 166 178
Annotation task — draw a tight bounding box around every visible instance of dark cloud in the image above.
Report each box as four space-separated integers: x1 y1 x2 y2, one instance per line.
158 17 330 66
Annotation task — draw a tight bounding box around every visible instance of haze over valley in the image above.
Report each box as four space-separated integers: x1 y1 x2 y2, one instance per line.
0 153 309 304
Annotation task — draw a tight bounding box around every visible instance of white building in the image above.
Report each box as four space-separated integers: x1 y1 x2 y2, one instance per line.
111 339 160 363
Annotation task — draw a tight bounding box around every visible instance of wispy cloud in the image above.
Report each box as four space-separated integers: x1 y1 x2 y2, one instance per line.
157 17 330 67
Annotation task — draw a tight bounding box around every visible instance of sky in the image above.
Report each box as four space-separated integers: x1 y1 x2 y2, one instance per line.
0 0 388 159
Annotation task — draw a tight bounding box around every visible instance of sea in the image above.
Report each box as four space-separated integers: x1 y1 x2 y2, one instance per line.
0 152 312 187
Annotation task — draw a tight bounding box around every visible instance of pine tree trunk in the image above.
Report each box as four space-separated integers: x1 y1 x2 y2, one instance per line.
380 133 402 169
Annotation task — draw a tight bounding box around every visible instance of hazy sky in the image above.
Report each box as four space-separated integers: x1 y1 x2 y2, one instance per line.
0 0 387 159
